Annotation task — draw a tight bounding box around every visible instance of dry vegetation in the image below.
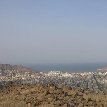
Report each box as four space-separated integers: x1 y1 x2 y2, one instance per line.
0 84 107 107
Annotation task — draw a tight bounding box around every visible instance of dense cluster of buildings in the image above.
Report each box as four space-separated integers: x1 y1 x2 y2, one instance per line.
0 64 107 93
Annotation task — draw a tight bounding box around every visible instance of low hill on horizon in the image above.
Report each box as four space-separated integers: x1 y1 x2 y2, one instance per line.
0 64 39 76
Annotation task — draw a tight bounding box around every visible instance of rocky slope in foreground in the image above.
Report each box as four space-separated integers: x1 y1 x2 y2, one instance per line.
0 84 107 107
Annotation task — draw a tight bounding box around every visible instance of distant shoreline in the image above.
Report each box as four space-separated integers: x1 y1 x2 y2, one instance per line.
26 63 107 72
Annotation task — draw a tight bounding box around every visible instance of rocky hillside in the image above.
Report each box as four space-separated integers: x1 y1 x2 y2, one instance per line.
0 64 33 71
0 64 37 76
0 84 107 107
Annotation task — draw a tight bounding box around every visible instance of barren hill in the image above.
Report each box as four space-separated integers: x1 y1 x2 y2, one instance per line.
0 84 107 107
0 64 38 76
0 64 32 71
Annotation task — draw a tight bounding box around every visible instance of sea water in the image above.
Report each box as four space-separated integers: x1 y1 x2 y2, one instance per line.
27 63 107 72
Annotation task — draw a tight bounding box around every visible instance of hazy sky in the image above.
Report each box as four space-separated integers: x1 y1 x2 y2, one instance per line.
0 0 107 64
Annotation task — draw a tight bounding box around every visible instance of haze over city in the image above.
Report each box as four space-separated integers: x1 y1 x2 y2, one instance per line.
0 0 107 64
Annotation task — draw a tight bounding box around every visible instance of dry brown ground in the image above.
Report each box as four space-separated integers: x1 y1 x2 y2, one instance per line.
0 84 107 107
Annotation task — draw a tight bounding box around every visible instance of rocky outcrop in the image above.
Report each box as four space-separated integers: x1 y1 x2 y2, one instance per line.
0 84 107 107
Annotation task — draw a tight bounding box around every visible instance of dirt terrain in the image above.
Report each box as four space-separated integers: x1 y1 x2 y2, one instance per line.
0 84 107 107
